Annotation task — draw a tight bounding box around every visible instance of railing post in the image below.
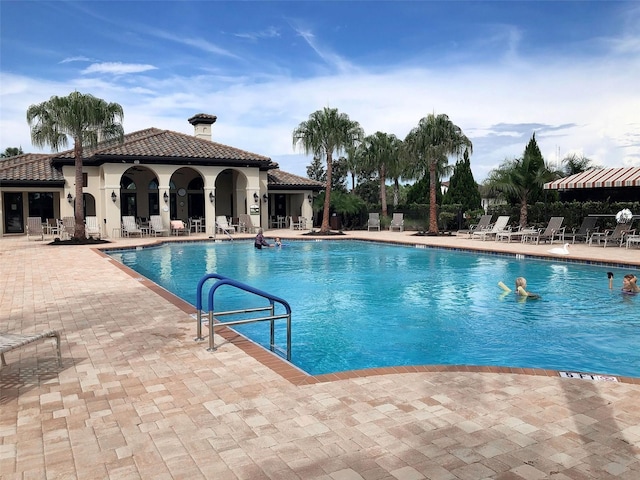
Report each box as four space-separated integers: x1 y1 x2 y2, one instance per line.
269 301 275 352
207 310 215 351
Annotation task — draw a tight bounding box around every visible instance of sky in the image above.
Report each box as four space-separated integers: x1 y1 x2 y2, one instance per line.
1 0 639 183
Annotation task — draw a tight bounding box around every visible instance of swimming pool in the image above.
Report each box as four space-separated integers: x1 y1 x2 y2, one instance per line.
108 240 640 378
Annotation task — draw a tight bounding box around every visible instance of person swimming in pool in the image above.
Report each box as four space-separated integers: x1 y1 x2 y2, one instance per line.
275 237 282 247
608 272 614 290
622 273 639 294
515 277 540 299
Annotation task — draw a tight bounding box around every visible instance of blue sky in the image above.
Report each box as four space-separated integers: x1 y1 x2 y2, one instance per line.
1 1 639 182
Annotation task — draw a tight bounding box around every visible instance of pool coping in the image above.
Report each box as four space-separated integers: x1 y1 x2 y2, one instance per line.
96 236 640 385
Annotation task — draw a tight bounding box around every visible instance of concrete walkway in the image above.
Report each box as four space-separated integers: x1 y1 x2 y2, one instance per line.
1 230 639 479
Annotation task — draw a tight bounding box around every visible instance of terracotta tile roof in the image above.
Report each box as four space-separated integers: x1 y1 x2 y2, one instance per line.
268 169 324 190
0 154 64 183
52 128 275 167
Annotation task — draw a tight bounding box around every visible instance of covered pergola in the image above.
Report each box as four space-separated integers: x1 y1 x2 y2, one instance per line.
544 167 640 202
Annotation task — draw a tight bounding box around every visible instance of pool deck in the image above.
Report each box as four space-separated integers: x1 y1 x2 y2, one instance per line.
1 229 639 479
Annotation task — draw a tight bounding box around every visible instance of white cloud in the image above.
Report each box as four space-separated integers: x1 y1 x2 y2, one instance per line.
81 62 158 75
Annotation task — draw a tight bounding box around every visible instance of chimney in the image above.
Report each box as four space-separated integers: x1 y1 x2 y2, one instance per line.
188 113 217 142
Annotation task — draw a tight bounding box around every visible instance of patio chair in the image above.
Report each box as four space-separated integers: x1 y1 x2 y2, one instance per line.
122 216 143 237
525 217 566 244
566 217 599 244
216 216 235 234
239 214 257 234
290 216 304 230
26 216 44 240
472 215 510 241
367 213 380 231
149 215 168 236
45 218 61 236
589 223 635 247
170 220 189 236
389 213 404 232
457 214 492 238
62 216 75 239
1 330 62 369
85 216 101 238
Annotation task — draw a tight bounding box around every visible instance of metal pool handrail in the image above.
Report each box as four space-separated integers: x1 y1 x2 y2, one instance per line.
195 274 292 360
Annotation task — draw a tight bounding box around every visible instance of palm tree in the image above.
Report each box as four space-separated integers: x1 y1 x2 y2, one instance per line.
293 108 363 233
358 132 402 216
561 153 601 176
484 155 559 228
27 91 124 239
404 113 472 234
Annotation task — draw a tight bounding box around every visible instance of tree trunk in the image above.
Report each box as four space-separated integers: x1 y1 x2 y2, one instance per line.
429 160 439 234
393 179 399 207
320 153 332 233
73 139 86 239
520 201 528 229
380 165 387 217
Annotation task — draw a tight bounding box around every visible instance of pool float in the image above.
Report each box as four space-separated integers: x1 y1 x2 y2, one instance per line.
498 281 511 292
517 286 540 299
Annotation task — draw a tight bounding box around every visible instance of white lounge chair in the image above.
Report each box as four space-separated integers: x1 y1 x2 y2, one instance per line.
589 223 635 247
149 215 168 236
26 216 44 240
216 216 235 234
122 216 143 237
389 213 404 232
472 215 510 241
85 216 101 238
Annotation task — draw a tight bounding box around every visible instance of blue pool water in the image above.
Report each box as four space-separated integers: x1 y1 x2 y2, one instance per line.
108 240 640 377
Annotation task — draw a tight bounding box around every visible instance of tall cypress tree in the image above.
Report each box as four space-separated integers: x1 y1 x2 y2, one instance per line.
443 149 481 212
522 133 546 204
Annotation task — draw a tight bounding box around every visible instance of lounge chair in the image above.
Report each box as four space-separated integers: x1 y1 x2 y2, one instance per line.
472 215 510 241
1 330 62 369
458 214 492 238
566 217 599 244
495 225 539 243
122 216 144 237
367 213 380 231
389 213 404 232
85 216 101 238
524 217 566 244
589 223 635 247
26 216 44 240
239 214 257 234
216 216 235 234
170 220 189 236
149 215 168 236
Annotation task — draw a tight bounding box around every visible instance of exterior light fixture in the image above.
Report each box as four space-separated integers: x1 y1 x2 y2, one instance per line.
308 194 313 204
111 191 117 203
262 194 268 203
163 191 169 203
253 192 259 203
209 192 215 203
67 193 73 204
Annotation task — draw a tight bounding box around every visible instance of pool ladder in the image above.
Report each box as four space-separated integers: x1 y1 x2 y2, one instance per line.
195 274 292 360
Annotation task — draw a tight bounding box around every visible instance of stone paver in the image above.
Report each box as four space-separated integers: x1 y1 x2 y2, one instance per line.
1 230 639 479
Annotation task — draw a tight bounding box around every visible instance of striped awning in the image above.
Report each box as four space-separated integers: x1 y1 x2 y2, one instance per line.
544 167 640 190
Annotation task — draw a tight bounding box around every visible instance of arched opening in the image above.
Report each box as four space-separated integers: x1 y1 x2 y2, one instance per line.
169 167 204 222
119 166 159 222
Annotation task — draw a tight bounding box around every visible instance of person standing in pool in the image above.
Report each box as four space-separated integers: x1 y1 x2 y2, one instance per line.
608 272 614 289
254 229 273 249
622 274 639 294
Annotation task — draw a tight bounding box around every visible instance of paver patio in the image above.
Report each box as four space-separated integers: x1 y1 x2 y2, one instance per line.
1 230 639 479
